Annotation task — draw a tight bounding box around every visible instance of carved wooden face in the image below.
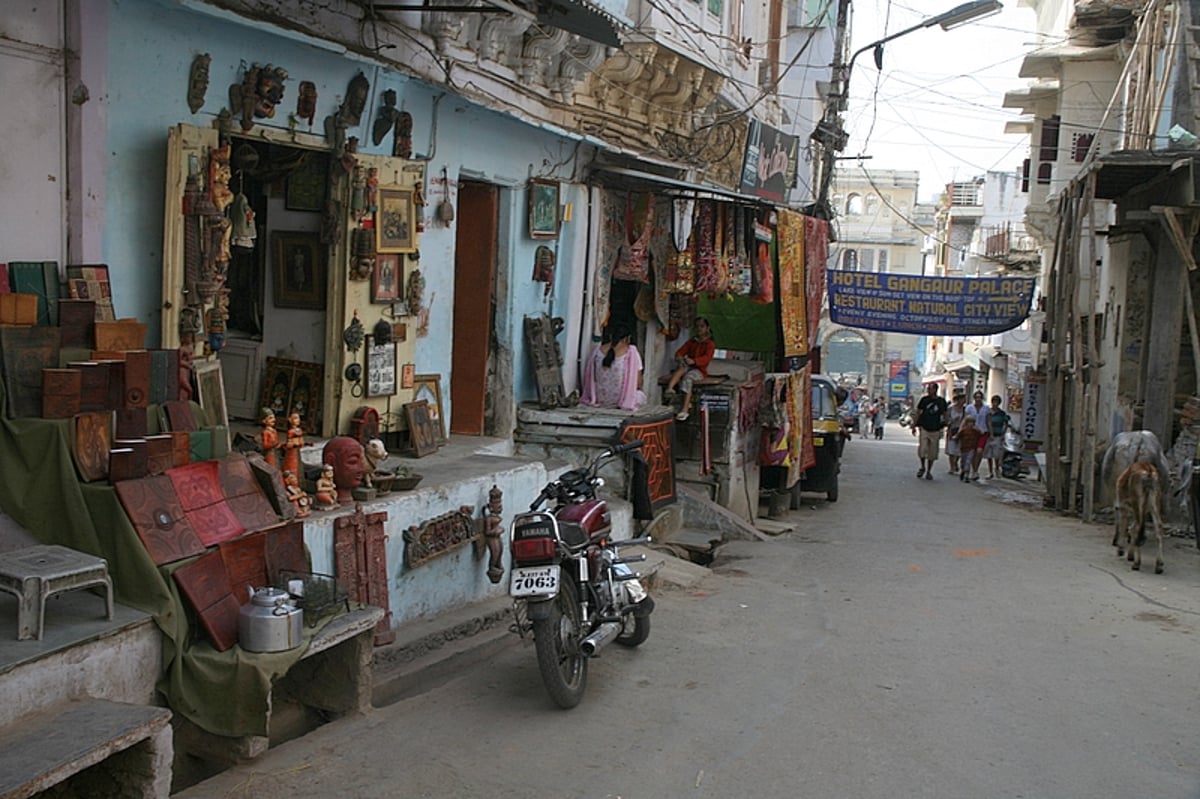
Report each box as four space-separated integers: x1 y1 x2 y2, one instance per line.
324 437 365 489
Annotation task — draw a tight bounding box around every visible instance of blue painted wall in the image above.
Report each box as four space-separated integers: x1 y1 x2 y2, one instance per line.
103 0 587 414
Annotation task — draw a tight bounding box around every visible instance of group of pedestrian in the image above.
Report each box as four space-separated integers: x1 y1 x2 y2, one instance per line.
912 383 1014 481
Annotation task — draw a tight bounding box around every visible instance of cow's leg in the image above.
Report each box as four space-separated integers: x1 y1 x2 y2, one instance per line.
1149 499 1165 574
1112 500 1125 555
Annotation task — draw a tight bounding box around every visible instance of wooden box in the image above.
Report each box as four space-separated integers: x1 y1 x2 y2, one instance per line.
108 448 139 483
145 434 174 475
94 319 147 352
123 350 150 409
116 407 149 439
101 360 126 411
113 437 148 481
69 361 108 412
170 430 190 467
42 368 82 419
0 294 38 326
58 299 97 347
1 327 61 418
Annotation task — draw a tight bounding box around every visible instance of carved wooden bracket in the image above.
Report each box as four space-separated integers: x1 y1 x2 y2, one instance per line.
402 485 505 581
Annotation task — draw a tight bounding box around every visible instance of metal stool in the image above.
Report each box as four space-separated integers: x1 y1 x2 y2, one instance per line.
0 545 114 640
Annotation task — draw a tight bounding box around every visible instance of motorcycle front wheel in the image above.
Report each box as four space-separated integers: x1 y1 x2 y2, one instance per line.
532 577 587 708
616 608 651 647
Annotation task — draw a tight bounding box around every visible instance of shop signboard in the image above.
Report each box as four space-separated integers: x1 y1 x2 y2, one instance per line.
739 120 798 202
828 270 1035 335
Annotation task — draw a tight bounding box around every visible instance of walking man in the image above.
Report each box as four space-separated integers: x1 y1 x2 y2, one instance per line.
913 382 949 480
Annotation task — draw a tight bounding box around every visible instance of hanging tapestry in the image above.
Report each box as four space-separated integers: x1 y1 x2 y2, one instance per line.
595 191 671 334
693 200 722 294
612 193 654 283
804 215 829 341
777 209 807 356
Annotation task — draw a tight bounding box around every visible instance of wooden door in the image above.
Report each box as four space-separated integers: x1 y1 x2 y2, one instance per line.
451 181 498 435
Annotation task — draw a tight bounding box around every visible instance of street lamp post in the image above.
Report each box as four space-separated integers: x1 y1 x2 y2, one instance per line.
811 0 1003 215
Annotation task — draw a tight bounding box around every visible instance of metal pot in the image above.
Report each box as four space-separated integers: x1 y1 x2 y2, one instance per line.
238 587 304 653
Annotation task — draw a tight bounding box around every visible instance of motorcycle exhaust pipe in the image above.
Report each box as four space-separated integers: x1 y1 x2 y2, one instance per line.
580 622 622 657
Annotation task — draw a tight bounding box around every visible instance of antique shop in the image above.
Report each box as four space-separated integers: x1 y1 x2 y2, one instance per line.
0 0 833 791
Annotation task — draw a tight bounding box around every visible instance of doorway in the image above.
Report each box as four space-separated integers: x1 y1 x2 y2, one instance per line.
450 180 498 435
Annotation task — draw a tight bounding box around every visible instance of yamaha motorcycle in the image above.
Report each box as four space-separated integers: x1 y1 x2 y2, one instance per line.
508 440 655 708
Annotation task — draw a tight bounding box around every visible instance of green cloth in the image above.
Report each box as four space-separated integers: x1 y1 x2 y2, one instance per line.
0 376 319 738
697 293 778 356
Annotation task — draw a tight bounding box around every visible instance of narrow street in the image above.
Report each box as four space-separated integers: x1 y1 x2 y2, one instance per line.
183 431 1200 799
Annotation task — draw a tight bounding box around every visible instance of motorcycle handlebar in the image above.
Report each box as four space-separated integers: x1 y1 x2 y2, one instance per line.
609 439 644 456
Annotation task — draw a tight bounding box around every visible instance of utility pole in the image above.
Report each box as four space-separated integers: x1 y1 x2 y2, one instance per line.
811 0 852 218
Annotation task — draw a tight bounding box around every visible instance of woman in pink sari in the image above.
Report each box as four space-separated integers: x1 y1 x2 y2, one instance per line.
581 323 646 411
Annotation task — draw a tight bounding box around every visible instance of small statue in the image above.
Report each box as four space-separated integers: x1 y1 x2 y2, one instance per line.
296 80 317 126
259 407 281 468
364 438 388 488
284 470 312 518
313 465 338 510
187 53 211 114
372 89 400 147
283 411 304 476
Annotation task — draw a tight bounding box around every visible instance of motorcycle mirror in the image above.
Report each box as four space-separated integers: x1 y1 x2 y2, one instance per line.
594 477 605 488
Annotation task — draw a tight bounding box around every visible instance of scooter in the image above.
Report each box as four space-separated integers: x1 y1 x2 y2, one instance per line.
508 439 655 708
1000 429 1029 479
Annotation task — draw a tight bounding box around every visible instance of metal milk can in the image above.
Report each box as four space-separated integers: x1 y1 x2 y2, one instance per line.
238 587 304 652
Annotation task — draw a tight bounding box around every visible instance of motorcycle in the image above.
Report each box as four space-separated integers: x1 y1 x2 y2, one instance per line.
508 439 656 708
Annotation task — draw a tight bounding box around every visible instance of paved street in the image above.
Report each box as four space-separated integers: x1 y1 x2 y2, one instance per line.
182 431 1200 798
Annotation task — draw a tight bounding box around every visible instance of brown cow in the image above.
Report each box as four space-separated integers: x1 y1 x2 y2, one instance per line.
1113 461 1165 574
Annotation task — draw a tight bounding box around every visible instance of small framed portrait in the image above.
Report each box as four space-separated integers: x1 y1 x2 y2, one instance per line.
272 231 326 309
285 153 328 212
376 186 416 253
194 358 231 452
365 335 397 398
413 373 446 442
528 178 561 239
404 400 439 458
373 253 402 303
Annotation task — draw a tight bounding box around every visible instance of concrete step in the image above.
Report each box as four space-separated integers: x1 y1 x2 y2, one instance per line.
754 517 797 535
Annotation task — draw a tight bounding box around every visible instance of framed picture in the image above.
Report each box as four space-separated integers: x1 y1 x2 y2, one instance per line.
272 231 326 309
401 363 415 389
260 357 322 434
366 336 397 398
373 253 402 303
285 153 327 212
413 373 446 442
528 178 561 239
376 186 416 253
404 400 439 457
194 358 232 451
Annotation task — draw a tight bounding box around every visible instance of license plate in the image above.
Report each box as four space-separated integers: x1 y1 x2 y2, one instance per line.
813 436 824 446
510 565 560 597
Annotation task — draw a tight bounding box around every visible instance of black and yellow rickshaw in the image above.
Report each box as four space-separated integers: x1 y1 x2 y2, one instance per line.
793 374 844 504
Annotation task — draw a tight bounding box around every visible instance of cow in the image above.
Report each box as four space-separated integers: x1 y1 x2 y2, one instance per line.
1113 461 1166 573
1100 430 1171 532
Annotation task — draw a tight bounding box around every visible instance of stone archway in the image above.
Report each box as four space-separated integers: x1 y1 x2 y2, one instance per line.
814 312 888 396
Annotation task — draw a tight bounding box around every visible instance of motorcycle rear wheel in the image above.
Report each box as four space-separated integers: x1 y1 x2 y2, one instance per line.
532 577 587 708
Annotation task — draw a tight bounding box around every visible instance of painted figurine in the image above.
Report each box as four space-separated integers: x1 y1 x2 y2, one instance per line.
283 411 304 476
364 438 388 488
260 407 281 468
313 465 338 510
284 470 312 518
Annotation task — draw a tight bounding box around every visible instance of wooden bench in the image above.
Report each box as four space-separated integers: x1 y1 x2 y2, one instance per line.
0 698 172 799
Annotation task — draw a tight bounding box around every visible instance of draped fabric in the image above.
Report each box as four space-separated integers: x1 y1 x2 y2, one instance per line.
777 209 807 356
595 190 673 335
804 215 829 342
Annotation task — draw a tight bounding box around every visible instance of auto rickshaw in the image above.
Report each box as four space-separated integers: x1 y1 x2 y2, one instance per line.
792 374 844 504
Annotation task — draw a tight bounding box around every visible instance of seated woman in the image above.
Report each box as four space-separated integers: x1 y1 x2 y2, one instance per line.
580 322 647 411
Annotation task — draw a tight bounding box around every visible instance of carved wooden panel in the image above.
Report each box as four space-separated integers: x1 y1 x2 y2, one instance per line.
265 520 307 581
115 474 206 566
403 506 479 569
334 505 393 645
168 460 245 546
71 410 113 483
220 531 268 602
173 550 240 652
1 327 61 418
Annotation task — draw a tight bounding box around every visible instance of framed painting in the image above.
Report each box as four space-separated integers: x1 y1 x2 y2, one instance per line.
376 186 415 253
373 253 402 303
260 357 322 434
285 153 327 212
404 400 439 457
413 373 445 442
528 178 560 239
194 358 231 450
365 336 397 398
272 231 326 309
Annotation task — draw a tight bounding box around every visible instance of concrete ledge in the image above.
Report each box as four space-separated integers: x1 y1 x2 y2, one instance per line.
0 698 172 799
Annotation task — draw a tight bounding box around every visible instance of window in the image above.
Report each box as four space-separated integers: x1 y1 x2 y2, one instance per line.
1039 115 1060 163
846 193 863 215
865 194 879 216
842 249 858 271
800 0 833 26
878 250 888 272
860 249 875 272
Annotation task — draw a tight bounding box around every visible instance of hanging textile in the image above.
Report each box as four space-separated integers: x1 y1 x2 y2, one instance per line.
759 375 790 467
693 200 721 294
804 215 829 342
777 208 807 356
612 193 654 283
788 369 809 485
